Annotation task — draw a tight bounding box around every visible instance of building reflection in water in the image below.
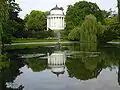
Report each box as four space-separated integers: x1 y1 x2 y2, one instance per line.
48 51 66 77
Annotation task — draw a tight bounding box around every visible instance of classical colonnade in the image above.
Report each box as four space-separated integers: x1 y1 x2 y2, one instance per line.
47 16 65 30
48 52 66 65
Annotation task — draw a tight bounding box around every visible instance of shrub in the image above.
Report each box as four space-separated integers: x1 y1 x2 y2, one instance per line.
98 23 120 43
14 30 54 39
68 27 80 41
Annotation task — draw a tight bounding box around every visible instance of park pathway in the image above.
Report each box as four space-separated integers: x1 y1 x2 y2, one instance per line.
5 41 79 46
5 41 119 46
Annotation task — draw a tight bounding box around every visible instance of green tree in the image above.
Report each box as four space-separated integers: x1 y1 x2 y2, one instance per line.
118 0 120 22
0 54 24 90
0 0 9 48
65 1 104 31
66 43 102 80
98 23 120 43
104 16 117 25
0 55 10 70
101 9 116 19
24 14 29 23
102 10 111 18
26 10 46 31
5 0 25 40
68 14 105 42
3 0 23 43
81 15 105 43
103 8 117 25
68 27 80 41
8 0 22 21
26 58 47 72
0 0 23 45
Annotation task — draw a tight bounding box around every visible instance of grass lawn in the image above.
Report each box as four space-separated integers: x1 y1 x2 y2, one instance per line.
13 38 67 43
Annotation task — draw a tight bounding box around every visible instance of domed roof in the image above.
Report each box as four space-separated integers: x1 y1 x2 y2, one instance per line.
51 66 65 77
51 5 64 11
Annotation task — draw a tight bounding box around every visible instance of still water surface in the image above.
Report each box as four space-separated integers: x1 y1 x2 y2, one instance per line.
1 43 120 90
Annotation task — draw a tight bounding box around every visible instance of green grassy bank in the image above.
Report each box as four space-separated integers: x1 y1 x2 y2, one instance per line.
12 38 67 43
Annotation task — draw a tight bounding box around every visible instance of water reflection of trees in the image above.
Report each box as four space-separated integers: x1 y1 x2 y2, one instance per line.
66 43 120 81
19 43 120 82
67 43 97 52
25 57 47 72
66 53 102 80
5 46 56 61
0 54 24 90
0 53 47 89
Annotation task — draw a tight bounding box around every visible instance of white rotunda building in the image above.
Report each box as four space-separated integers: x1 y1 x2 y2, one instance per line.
47 5 65 30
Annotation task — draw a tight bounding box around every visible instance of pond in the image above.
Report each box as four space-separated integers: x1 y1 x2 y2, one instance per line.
1 43 120 90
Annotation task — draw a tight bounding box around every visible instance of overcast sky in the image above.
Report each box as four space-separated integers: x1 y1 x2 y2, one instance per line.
17 0 117 19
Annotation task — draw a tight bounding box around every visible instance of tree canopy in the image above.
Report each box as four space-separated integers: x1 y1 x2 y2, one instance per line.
9 0 22 21
68 14 105 42
118 0 120 22
1 0 24 44
25 10 46 31
0 0 9 47
65 1 104 31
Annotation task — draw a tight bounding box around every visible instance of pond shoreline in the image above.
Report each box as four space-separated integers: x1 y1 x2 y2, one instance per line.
107 41 120 44
5 41 79 46
5 41 120 46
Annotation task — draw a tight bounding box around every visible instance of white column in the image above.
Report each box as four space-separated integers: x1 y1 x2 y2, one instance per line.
63 17 64 28
49 18 50 28
53 17 55 27
57 17 58 28
54 17 56 28
60 17 62 27
47 18 49 30
61 17 63 27
48 53 50 64
52 17 54 27
50 17 52 28
50 17 52 27
55 17 56 28
53 17 54 27
56 17 58 27
51 17 53 27
58 17 59 28
59 17 61 28
49 17 50 28
62 17 63 27
54 56 56 65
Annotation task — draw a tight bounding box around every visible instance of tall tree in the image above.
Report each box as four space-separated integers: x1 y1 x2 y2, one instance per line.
68 14 105 42
8 0 22 21
25 10 46 31
6 0 24 39
0 0 9 49
65 1 104 31
101 9 112 18
118 0 120 22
